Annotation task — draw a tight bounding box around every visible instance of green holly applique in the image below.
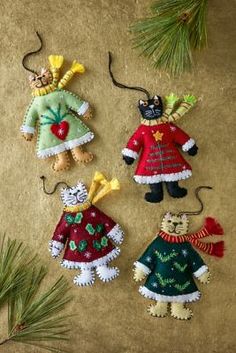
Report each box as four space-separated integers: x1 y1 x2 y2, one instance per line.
173 262 188 272
93 240 102 251
65 212 83 225
77 240 87 252
65 214 75 225
96 224 104 233
100 236 108 247
74 212 83 224
86 224 95 235
69 240 77 251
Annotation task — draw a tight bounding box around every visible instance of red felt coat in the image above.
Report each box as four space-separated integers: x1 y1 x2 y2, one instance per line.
122 123 195 184
52 205 121 270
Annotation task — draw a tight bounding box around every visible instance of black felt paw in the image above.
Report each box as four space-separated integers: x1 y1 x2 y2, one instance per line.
187 144 198 156
123 155 135 165
145 192 163 203
166 182 187 199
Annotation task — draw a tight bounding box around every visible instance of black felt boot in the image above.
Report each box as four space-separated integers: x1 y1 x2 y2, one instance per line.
166 181 187 198
145 183 163 203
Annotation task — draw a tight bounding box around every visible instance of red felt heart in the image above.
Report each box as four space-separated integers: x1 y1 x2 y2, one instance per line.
51 121 69 140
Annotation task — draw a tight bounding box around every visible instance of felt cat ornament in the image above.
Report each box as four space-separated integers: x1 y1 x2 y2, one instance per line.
108 52 198 203
133 187 224 320
21 32 94 172
41 172 124 286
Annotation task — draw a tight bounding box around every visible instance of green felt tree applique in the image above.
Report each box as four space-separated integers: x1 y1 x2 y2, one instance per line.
173 262 188 272
41 103 70 141
174 281 191 292
155 273 175 287
155 250 178 262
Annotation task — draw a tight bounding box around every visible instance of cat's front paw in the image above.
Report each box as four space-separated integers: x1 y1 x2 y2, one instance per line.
23 132 34 141
49 241 64 258
123 155 135 165
83 107 93 120
198 271 211 284
133 267 147 282
187 144 198 156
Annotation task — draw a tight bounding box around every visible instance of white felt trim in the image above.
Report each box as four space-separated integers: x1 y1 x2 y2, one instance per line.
20 125 35 134
78 101 89 115
96 265 119 282
182 138 195 152
134 261 151 275
37 132 94 158
139 286 201 303
122 148 138 159
107 224 124 245
134 170 192 184
73 269 95 287
50 240 65 250
60 247 120 270
193 265 208 278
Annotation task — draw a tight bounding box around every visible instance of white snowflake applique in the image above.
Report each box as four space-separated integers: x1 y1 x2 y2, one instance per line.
133 140 139 146
84 251 92 259
145 256 152 263
182 249 188 257
170 126 176 132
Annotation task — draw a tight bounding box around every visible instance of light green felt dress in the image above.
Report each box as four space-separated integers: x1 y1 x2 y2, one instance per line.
21 89 94 158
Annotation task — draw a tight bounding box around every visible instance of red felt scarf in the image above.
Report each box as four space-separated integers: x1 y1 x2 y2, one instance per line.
159 217 224 257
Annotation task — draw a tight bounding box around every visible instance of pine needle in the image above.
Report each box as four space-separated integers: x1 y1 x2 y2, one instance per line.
0 235 36 308
131 0 208 75
0 236 72 353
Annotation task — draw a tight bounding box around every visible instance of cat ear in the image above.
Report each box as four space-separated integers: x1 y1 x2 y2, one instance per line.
180 213 188 221
41 67 48 75
29 74 36 82
139 100 144 105
164 212 172 220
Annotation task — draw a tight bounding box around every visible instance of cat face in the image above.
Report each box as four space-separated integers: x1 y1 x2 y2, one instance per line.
29 68 53 89
161 212 189 236
138 95 163 120
61 182 88 207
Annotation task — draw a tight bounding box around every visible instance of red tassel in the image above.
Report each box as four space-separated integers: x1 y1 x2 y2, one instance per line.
211 241 225 257
204 217 224 235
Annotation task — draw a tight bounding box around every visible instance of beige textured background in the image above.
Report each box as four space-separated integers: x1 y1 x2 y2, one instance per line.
0 0 236 352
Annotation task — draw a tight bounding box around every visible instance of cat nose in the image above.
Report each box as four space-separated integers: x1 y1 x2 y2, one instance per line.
173 222 178 226
149 105 154 108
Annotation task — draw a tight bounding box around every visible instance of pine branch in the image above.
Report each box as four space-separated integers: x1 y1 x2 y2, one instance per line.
0 236 72 353
131 0 208 75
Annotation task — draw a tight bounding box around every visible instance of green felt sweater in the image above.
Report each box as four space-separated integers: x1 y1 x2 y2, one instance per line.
21 89 94 158
135 236 208 303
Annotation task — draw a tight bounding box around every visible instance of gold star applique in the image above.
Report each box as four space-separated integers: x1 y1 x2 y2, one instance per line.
153 130 164 141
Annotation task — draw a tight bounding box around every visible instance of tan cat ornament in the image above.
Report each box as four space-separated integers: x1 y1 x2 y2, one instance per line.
133 187 224 320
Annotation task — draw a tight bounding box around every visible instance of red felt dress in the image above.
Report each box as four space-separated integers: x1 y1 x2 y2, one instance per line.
52 205 121 270
122 122 195 184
